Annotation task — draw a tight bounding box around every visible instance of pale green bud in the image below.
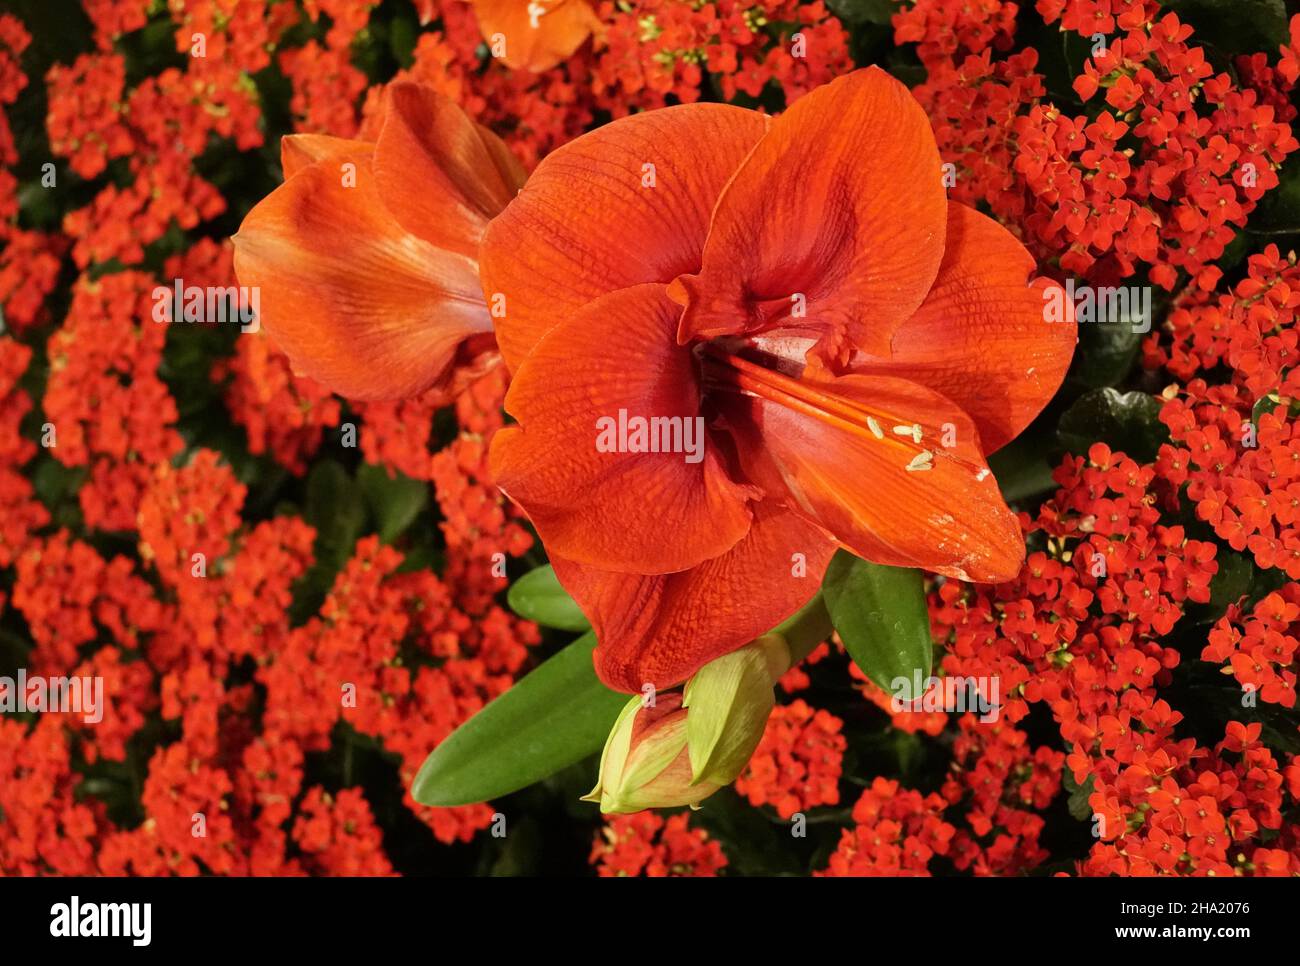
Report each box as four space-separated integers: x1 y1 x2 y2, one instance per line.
682 633 788 787
582 691 721 814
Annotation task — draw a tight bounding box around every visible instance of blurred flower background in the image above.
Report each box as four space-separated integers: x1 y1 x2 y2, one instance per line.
2 0 1300 876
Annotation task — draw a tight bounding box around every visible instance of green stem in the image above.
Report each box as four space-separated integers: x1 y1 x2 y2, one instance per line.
773 592 833 667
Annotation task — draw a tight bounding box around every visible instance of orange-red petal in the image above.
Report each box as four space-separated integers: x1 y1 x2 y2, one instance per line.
372 83 525 257
553 502 836 692
674 67 947 364
490 283 755 574
231 152 492 401
472 0 600 72
280 134 374 179
479 103 770 372
712 362 1024 582
849 203 1077 453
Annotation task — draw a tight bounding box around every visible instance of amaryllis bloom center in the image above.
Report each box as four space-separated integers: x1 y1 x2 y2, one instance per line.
232 68 1077 696
481 67 1077 692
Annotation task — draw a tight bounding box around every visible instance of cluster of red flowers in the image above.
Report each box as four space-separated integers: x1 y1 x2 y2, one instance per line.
0 336 47 571
734 698 846 818
2 0 580 872
1206 589 1299 709
46 45 247 269
1144 246 1300 710
215 331 343 476
43 272 183 531
777 653 1063 874
896 423 1300 879
590 812 727 877
923 437 1288 875
0 15 62 332
821 777 955 876
348 0 852 169
794 418 1296 876
2 371 538 872
591 0 852 109
902 0 1298 288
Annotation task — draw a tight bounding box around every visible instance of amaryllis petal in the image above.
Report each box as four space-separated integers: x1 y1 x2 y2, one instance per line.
472 0 600 73
231 153 492 401
372 83 525 257
280 134 373 180
674 66 947 363
490 283 756 574
480 103 770 372
710 359 1024 581
552 503 836 692
850 203 1077 452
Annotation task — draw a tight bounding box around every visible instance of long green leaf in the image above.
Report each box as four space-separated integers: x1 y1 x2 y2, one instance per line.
822 552 932 700
411 633 625 806
1057 387 1167 463
987 434 1058 503
507 564 591 632
357 463 427 543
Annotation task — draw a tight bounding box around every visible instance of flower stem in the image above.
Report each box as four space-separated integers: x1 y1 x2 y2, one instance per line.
772 592 833 668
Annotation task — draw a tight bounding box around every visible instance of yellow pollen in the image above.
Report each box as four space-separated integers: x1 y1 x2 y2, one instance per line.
906 451 934 472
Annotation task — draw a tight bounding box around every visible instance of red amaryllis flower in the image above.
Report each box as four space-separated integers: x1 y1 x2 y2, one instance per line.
232 83 525 401
481 67 1077 692
468 0 601 72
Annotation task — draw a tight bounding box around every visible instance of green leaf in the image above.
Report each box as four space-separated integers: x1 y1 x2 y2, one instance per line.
507 564 591 632
821 551 932 699
1065 770 1097 822
1247 150 1300 236
773 592 833 664
305 460 366 565
485 816 543 876
1163 0 1288 56
293 460 367 620
686 787 806 876
1073 315 1144 389
1057 388 1168 463
987 432 1058 504
388 12 419 67
826 0 897 24
1207 550 1255 613
31 456 85 509
357 462 427 543
411 633 626 806
1250 392 1298 430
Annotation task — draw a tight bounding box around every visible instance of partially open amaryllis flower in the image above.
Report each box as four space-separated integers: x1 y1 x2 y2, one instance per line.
468 0 601 72
232 82 526 401
482 67 1077 693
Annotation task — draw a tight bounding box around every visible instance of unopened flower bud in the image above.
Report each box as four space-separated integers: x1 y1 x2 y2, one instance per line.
683 633 788 787
582 692 720 814
583 635 790 813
